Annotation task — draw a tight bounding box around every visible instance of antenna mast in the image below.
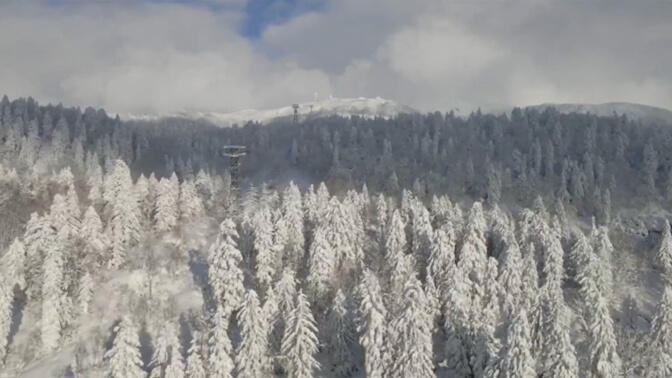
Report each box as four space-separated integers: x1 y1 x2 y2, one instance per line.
292 104 299 124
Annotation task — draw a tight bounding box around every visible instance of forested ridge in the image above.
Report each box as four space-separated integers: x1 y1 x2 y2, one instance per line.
1 95 672 377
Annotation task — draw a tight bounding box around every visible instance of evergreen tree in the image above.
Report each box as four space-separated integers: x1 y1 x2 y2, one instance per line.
207 219 244 314
498 236 524 318
0 280 13 362
591 226 614 296
426 226 456 307
164 336 185 378
41 238 66 353
185 332 206 378
656 220 672 275
388 276 434 378
135 174 150 218
587 295 622 377
497 309 536 378
1 238 26 289
282 182 304 271
576 226 617 378
154 174 179 232
357 269 387 378
49 193 79 240
178 179 204 220
105 316 145 378
208 306 235 378
236 289 271 377
87 154 104 204
281 290 319 378
106 160 141 268
81 206 109 269
643 141 658 194
23 212 55 300
272 268 297 361
324 197 362 270
149 322 178 378
373 194 389 259
384 209 413 311
442 265 471 376
253 208 277 292
458 202 488 286
644 286 672 377
78 272 94 315
306 225 334 299
411 203 434 270
325 289 356 376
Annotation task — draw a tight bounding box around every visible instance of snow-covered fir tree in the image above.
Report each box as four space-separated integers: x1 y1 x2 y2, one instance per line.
281 289 319 378
185 331 206 378
281 181 304 271
40 237 66 353
325 289 356 376
78 272 94 315
149 321 180 378
178 179 204 220
154 174 180 232
236 289 271 377
105 316 145 378
105 159 141 268
656 219 672 276
207 219 245 314
306 225 334 300
208 305 235 378
644 286 672 377
81 206 109 269
1 238 26 289
0 280 13 362
252 208 277 292
491 308 536 378
357 269 387 378
163 327 185 378
388 276 434 378
427 226 456 307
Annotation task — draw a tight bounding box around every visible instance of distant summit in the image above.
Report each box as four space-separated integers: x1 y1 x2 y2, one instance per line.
124 97 418 127
524 102 672 125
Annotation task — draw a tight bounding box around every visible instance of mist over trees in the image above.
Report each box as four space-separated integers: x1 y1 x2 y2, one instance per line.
0 95 671 376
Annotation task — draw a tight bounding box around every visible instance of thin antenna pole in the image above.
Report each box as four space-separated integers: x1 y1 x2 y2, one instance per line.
293 104 299 124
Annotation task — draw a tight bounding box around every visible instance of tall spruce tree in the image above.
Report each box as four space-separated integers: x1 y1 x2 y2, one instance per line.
281 290 319 378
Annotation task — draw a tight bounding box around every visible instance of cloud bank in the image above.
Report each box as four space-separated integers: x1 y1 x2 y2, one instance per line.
0 0 670 115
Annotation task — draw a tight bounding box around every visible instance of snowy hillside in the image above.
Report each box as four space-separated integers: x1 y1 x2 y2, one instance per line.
6 95 672 377
124 97 418 127
525 102 672 125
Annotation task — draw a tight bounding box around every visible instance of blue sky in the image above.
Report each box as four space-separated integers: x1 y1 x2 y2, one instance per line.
145 0 326 38
241 0 325 38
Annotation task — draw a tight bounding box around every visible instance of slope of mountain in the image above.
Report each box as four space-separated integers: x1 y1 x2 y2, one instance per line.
525 102 672 125
124 96 418 126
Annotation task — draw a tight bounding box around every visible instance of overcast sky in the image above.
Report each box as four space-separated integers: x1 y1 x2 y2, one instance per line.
1 0 671 115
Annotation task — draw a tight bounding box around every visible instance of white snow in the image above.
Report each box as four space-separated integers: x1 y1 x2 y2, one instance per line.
121 96 418 127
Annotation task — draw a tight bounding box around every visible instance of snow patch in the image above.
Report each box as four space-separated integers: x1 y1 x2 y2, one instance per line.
121 96 418 127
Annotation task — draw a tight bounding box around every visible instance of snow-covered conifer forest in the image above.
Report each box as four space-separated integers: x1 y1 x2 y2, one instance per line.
2 95 672 377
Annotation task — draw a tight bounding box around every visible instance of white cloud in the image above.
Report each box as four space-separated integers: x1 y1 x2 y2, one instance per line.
263 0 672 112
0 2 332 115
0 0 670 115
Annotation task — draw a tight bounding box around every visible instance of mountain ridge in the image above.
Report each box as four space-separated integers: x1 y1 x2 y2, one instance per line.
523 102 672 124
123 96 418 127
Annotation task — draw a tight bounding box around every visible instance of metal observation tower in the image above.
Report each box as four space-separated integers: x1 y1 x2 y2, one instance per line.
221 145 247 200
